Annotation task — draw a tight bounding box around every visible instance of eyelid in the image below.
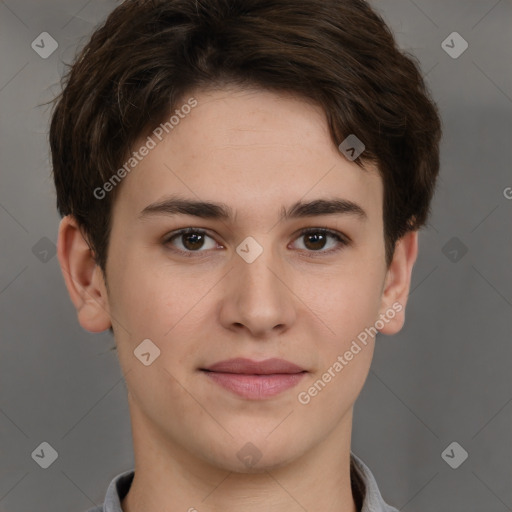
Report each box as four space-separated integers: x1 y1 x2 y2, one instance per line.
297 227 352 245
162 226 351 257
292 227 350 258
162 227 220 258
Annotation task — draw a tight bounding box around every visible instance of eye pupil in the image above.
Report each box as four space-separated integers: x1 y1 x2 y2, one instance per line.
183 233 204 250
304 232 326 251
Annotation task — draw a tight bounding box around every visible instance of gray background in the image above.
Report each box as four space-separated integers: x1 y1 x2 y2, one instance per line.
0 0 511 511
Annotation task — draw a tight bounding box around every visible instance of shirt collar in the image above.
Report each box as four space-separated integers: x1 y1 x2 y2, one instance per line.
96 452 398 512
350 452 400 512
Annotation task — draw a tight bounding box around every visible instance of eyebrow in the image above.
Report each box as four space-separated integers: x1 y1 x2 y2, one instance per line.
138 195 367 222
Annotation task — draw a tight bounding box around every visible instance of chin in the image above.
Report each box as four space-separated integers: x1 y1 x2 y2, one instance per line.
197 436 304 474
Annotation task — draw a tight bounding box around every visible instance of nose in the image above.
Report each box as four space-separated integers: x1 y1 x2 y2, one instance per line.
218 242 297 338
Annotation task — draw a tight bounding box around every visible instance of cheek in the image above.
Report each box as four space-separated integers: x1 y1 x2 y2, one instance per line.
295 273 381 417
316 264 384 330
107 244 177 324
109 259 199 407
107 252 213 374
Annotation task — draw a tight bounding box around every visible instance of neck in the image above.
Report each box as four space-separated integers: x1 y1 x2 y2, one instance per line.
122 398 358 512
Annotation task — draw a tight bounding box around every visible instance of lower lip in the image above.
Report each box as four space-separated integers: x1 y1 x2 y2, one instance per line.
202 371 306 399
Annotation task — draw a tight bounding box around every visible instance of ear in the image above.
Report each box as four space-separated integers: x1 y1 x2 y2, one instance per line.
57 215 112 333
377 230 418 335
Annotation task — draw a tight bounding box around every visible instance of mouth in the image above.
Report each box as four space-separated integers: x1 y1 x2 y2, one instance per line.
200 358 307 400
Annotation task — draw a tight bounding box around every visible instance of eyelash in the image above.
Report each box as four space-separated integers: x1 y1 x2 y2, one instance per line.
162 227 350 258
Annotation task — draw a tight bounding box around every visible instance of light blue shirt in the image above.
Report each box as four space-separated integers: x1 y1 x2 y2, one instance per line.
86 452 399 512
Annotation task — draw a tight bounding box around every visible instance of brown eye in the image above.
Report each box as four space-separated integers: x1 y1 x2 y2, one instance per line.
163 226 349 259
164 228 217 254
293 228 349 254
303 232 328 250
179 232 206 251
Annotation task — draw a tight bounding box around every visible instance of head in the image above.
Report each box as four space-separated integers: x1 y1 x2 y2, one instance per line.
51 0 441 472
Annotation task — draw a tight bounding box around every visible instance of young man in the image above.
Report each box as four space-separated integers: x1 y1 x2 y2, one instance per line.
51 0 442 511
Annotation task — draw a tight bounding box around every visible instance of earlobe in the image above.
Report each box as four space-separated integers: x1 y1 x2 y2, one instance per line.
57 215 112 333
377 231 419 336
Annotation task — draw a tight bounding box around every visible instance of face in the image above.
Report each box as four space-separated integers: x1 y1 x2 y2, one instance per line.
59 86 417 473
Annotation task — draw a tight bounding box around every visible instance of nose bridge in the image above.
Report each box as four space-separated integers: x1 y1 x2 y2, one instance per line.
224 234 295 333
234 236 284 302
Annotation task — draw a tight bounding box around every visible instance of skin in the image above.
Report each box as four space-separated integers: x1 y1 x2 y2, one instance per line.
57 86 418 512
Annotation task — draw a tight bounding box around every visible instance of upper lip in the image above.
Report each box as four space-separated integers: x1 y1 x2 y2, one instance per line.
202 358 306 375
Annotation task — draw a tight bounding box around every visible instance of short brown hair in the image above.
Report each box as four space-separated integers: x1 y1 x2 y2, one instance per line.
50 0 442 276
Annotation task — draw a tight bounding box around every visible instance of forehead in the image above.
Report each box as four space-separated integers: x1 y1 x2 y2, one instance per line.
112 86 383 227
